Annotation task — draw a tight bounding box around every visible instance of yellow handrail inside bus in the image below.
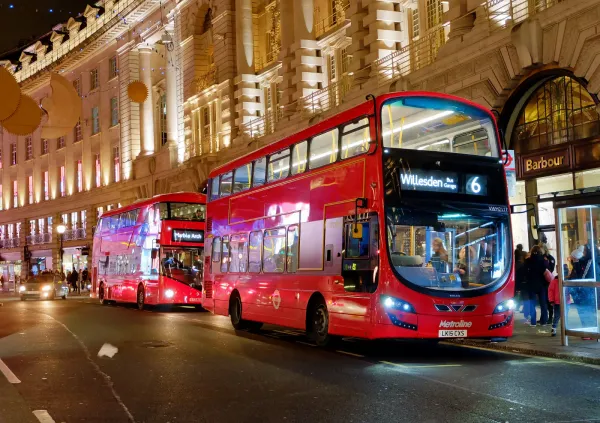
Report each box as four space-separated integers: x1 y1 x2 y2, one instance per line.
330 130 337 164
398 117 404 148
386 105 394 147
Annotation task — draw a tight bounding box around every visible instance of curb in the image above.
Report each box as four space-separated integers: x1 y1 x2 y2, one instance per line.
448 339 600 366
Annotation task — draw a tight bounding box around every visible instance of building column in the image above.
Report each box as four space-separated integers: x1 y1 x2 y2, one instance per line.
279 0 296 109
437 0 474 58
165 32 178 145
291 0 323 101
139 46 155 155
234 0 260 129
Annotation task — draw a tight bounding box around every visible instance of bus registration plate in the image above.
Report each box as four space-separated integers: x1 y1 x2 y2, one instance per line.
438 330 467 338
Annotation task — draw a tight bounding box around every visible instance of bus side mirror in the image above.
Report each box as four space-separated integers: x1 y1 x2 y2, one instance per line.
351 223 363 239
151 249 158 259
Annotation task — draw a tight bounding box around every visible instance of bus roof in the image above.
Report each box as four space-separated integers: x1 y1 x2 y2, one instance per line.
208 91 497 178
99 192 206 219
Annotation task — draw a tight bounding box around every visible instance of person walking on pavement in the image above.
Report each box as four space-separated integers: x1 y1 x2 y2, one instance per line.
514 244 528 317
524 245 549 327
548 272 571 337
541 243 556 323
81 268 89 291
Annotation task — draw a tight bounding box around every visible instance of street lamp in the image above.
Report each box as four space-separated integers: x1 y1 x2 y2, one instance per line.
56 224 66 277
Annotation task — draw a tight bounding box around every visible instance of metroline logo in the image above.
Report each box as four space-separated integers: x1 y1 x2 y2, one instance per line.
439 320 473 328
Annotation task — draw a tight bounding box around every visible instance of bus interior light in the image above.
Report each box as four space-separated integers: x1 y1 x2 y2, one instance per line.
493 299 515 314
381 296 415 313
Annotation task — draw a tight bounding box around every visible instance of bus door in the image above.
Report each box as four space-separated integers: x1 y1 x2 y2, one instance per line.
332 213 379 334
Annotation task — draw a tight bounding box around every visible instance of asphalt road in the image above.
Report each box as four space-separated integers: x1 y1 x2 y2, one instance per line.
0 298 599 423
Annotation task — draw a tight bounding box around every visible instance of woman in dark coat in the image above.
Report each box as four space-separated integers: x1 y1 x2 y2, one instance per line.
524 245 549 326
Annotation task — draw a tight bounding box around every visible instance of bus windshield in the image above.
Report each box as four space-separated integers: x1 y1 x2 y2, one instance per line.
161 247 203 287
386 206 510 293
381 96 499 158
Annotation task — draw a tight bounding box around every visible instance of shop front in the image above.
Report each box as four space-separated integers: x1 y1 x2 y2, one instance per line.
0 252 22 292
62 247 88 273
30 249 54 275
503 72 600 257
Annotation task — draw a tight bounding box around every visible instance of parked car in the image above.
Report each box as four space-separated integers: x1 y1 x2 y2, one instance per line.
19 274 68 301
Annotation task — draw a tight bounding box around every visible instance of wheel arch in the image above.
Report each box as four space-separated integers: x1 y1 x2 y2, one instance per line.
305 291 326 330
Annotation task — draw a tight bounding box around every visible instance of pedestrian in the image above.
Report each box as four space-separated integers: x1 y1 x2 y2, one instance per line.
514 244 527 315
524 245 549 327
540 244 556 323
0 274 4 292
548 273 571 337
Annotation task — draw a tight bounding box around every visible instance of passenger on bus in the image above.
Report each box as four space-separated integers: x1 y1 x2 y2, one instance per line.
429 237 448 273
454 245 476 287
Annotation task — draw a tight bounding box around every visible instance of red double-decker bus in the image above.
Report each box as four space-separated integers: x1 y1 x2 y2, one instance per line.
204 92 514 345
92 192 205 309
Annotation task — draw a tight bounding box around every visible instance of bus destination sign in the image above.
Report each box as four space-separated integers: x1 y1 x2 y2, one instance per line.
172 229 204 243
400 170 487 196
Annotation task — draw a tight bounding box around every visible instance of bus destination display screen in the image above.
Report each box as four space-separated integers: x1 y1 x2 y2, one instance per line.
399 170 487 196
172 229 205 243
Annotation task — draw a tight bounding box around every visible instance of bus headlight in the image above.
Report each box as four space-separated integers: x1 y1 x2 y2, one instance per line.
164 289 174 299
19 285 25 292
494 299 515 314
41 285 52 292
381 296 415 313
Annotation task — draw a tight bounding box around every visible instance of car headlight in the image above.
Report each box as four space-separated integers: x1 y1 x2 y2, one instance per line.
494 299 516 314
164 289 174 299
41 285 52 292
381 295 415 313
19 285 25 292
87 284 92 289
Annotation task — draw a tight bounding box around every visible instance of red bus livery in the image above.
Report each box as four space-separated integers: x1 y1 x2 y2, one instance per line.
92 193 206 309
204 92 514 345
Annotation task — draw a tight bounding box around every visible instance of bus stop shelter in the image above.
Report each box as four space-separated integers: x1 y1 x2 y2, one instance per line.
553 188 600 345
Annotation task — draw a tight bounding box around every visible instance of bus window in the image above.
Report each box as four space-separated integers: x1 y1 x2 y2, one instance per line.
161 247 202 286
110 215 119 230
248 231 262 273
291 141 307 176
158 203 169 220
263 228 286 273
346 222 370 258
253 157 266 187
287 225 299 273
229 234 248 273
169 203 206 221
233 164 252 193
220 236 230 273
267 149 290 182
210 178 219 201
341 118 370 159
220 172 233 197
310 128 339 169
342 214 379 293
130 209 140 225
453 128 491 156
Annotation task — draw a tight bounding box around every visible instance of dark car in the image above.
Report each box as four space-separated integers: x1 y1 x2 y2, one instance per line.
19 274 69 301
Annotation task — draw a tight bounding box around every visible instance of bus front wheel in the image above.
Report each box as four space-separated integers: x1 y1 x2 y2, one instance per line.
229 292 262 331
308 299 331 347
137 285 145 311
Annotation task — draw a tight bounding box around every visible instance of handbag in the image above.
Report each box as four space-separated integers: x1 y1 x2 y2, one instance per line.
543 269 553 285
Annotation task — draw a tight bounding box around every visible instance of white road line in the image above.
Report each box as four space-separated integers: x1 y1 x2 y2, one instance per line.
33 410 56 423
336 350 365 358
296 341 316 347
0 358 20 384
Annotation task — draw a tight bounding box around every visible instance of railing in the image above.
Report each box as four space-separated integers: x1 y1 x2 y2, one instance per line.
300 74 355 118
315 0 351 38
486 0 530 31
26 233 52 245
194 66 217 93
63 228 87 241
0 238 20 249
375 25 446 86
240 107 283 139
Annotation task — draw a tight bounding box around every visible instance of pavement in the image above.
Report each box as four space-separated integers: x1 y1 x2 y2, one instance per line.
0 298 599 423
452 309 600 365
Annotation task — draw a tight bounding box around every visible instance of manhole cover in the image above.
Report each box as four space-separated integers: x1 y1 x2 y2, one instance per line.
141 340 172 348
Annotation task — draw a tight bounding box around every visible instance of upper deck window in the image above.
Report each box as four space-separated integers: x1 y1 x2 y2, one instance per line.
233 164 252 193
381 96 499 158
164 203 206 221
267 149 290 182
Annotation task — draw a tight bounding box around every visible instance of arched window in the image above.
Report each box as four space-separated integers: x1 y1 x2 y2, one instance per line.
513 76 600 152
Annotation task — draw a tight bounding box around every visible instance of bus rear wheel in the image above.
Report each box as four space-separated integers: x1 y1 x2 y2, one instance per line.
229 293 262 331
137 285 145 310
308 300 331 347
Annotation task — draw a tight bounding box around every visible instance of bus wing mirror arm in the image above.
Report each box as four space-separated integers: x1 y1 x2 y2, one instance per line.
352 198 368 239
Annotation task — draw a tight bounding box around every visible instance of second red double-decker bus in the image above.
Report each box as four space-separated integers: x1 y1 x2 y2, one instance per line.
204 92 514 345
92 192 205 309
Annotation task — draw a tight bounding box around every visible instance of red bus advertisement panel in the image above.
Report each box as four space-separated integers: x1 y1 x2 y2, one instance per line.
204 92 514 345
92 193 205 309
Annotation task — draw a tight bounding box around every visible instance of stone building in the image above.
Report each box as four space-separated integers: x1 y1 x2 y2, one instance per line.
0 0 597 283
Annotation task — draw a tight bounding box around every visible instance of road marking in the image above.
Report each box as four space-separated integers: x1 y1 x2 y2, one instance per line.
33 410 55 423
296 341 316 347
0 358 20 384
380 360 461 368
336 350 365 358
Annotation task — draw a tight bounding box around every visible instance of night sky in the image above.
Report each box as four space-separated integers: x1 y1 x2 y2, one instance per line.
0 0 87 54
